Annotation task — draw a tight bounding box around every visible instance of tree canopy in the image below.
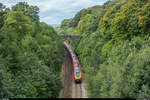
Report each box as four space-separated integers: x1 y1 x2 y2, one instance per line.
59 0 150 98
0 2 64 98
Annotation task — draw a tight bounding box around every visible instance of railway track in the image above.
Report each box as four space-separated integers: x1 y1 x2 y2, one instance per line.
72 77 87 98
59 49 88 98
72 78 82 98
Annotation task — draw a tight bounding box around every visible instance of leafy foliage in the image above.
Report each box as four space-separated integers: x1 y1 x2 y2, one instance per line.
59 0 150 98
12 2 39 22
0 2 64 98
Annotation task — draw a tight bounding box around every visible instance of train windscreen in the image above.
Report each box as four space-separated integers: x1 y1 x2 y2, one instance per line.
76 71 80 77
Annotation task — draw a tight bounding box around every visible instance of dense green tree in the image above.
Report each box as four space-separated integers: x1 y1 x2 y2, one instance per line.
0 3 10 29
60 19 72 29
59 0 150 98
3 10 34 39
0 2 64 98
12 2 39 22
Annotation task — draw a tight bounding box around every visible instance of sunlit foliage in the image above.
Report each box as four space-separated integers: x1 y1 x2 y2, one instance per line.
0 2 64 98
60 0 150 98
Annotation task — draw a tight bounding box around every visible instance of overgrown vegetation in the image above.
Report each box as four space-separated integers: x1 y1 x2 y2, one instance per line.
0 2 64 98
59 0 150 98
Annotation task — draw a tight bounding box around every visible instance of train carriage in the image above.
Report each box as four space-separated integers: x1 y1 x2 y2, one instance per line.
64 42 82 83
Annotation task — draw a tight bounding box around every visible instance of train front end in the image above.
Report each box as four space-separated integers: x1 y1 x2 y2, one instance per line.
74 70 82 83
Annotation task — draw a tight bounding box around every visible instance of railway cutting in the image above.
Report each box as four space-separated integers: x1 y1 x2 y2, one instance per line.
59 43 88 98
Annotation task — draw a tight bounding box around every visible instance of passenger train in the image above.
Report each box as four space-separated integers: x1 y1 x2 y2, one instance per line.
64 42 82 83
